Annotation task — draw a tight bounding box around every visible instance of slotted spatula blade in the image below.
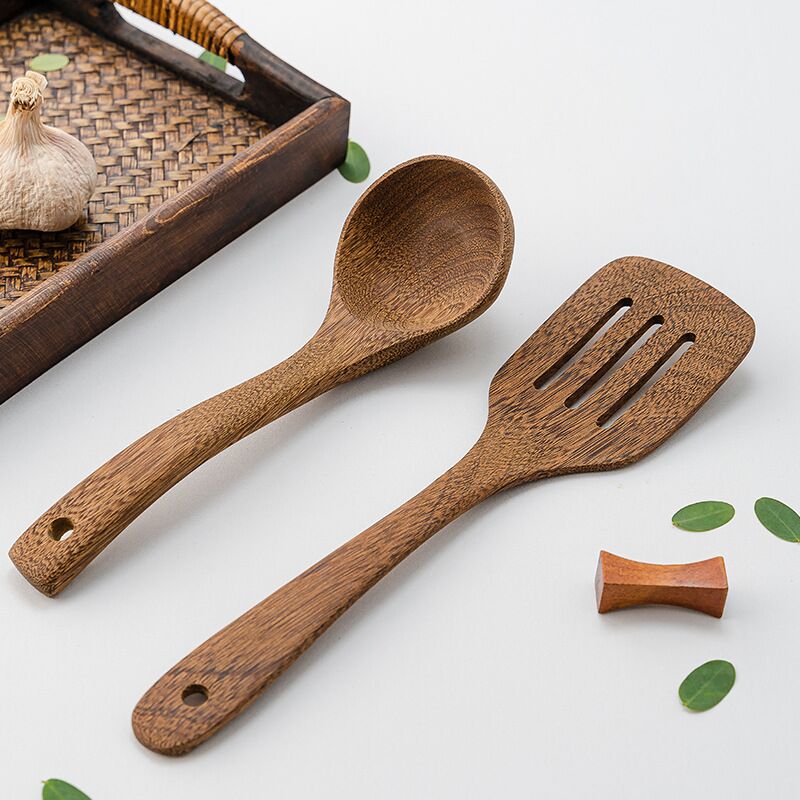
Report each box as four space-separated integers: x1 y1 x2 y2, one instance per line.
483 256 754 485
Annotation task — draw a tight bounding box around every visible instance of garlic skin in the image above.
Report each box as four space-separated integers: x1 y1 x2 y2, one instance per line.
0 71 97 232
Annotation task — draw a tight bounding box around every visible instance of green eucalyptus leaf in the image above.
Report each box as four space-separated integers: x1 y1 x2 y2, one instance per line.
198 50 227 72
338 139 370 183
29 54 70 72
42 779 91 800
754 497 800 542
671 500 734 532
679 659 735 711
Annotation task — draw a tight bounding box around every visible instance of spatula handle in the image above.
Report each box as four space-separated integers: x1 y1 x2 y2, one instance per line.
132 444 499 755
9 338 345 597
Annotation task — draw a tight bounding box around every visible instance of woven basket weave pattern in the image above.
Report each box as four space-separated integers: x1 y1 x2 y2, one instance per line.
0 10 272 309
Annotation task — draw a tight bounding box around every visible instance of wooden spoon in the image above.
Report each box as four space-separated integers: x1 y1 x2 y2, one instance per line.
132 256 754 755
9 155 514 597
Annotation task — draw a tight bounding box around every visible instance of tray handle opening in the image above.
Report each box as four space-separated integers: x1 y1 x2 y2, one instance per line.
48 0 341 124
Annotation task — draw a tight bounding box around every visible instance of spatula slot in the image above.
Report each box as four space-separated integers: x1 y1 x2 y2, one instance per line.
534 299 632 389
598 334 696 428
565 316 663 409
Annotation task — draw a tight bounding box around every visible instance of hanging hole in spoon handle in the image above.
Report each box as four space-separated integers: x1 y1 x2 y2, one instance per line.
47 517 74 542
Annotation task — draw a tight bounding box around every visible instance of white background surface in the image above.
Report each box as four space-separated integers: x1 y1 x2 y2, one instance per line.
2 1 797 797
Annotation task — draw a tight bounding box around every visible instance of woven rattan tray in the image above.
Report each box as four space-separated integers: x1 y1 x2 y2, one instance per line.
0 0 349 403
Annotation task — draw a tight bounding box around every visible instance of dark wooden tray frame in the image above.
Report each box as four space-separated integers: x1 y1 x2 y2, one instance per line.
0 0 350 404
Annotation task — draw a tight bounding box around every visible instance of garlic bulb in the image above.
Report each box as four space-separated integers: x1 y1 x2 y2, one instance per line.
0 70 97 231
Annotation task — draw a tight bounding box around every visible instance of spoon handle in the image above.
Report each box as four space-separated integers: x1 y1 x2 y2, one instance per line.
9 336 349 597
132 443 500 755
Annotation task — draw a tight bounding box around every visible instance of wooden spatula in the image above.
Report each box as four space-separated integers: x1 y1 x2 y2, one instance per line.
132 256 754 755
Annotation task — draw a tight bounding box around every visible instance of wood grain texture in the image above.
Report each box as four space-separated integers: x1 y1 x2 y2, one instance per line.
595 550 728 617
0 0 346 403
132 256 754 755
9 156 515 596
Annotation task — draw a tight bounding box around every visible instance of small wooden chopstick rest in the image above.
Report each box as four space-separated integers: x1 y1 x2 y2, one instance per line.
595 550 728 617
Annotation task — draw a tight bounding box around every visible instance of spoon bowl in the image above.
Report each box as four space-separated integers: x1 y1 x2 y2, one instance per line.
333 156 512 335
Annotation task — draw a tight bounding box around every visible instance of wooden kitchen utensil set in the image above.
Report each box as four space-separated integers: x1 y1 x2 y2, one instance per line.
8 154 755 754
